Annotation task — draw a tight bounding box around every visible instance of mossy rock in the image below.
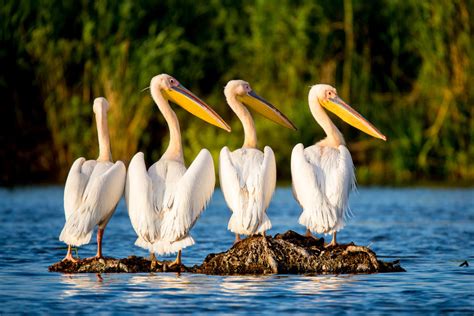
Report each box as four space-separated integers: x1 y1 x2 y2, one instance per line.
49 230 405 275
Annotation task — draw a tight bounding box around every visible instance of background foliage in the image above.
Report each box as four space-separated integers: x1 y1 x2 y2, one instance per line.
1 0 473 186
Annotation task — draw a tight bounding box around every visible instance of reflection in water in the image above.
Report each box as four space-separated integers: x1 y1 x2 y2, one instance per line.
220 275 275 296
219 274 353 297
288 275 354 295
125 273 220 304
59 273 109 298
1 187 473 314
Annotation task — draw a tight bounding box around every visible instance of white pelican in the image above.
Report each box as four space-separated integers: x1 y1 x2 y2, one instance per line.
126 74 230 266
60 97 126 261
291 84 386 246
219 80 296 243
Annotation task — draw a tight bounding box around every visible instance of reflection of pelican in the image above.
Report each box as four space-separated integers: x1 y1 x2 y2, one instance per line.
291 85 386 246
288 275 353 295
220 80 296 243
60 98 126 261
59 273 109 298
126 74 230 266
124 274 216 304
219 275 274 296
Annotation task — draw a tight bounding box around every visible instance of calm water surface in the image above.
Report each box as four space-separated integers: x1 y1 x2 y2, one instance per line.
0 187 472 314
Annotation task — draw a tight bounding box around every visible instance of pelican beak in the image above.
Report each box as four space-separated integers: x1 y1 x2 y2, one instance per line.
321 96 386 141
163 84 231 132
239 90 297 130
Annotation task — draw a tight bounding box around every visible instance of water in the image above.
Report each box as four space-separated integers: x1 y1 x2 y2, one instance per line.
0 187 472 314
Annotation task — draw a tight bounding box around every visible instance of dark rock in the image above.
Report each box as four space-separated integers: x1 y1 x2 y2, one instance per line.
48 255 186 273
192 230 405 275
49 231 405 275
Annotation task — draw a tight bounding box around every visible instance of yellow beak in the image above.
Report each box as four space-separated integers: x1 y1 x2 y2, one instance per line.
321 96 386 141
163 84 231 132
239 91 296 130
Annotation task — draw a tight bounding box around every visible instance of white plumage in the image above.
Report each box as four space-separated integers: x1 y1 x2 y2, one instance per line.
219 80 294 241
125 74 229 263
59 97 126 260
60 159 126 246
126 149 215 255
219 146 276 235
291 143 355 234
291 84 385 245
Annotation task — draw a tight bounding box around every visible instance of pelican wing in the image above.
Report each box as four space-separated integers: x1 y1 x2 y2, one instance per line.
262 146 277 211
219 147 275 234
159 149 215 242
126 152 164 246
60 161 126 246
291 143 336 233
64 158 96 220
323 145 356 228
219 146 241 213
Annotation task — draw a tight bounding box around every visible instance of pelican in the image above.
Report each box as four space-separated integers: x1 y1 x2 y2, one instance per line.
291 84 386 246
219 80 296 243
59 97 126 261
126 74 230 266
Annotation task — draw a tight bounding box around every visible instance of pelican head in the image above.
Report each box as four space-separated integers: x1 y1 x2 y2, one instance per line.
151 74 231 132
93 97 110 114
225 80 296 130
309 84 386 141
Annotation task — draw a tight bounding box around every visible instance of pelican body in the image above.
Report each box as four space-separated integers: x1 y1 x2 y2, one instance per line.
291 84 386 246
219 80 296 243
126 74 230 265
60 97 126 261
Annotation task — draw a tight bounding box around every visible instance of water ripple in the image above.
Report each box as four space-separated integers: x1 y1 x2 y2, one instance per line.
0 187 473 314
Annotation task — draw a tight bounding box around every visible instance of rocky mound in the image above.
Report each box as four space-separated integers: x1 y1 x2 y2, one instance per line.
49 230 405 275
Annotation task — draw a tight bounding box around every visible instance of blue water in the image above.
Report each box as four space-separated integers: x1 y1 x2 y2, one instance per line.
0 187 472 314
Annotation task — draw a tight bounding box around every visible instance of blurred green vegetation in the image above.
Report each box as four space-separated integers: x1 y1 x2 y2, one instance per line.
1 0 473 186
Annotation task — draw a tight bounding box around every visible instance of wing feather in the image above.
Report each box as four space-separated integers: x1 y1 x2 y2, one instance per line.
220 147 274 235
291 143 335 234
261 146 276 211
60 161 125 246
323 145 355 229
219 146 241 213
160 149 215 242
63 158 96 220
126 152 162 246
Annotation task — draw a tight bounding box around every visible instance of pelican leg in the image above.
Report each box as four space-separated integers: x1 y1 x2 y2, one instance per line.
305 229 313 238
87 228 105 259
150 252 163 269
170 250 182 267
62 245 77 262
234 234 241 244
326 232 337 247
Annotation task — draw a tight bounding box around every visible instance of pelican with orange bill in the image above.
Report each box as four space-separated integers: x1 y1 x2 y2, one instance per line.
126 74 230 267
291 84 386 247
219 80 296 243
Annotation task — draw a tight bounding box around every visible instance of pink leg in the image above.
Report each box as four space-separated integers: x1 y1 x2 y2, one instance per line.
62 245 77 262
326 232 337 247
171 250 182 266
305 229 313 237
234 234 241 244
95 228 104 258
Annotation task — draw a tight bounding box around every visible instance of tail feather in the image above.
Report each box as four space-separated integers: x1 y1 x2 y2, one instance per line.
135 237 153 251
152 236 195 255
59 206 97 247
256 213 272 233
